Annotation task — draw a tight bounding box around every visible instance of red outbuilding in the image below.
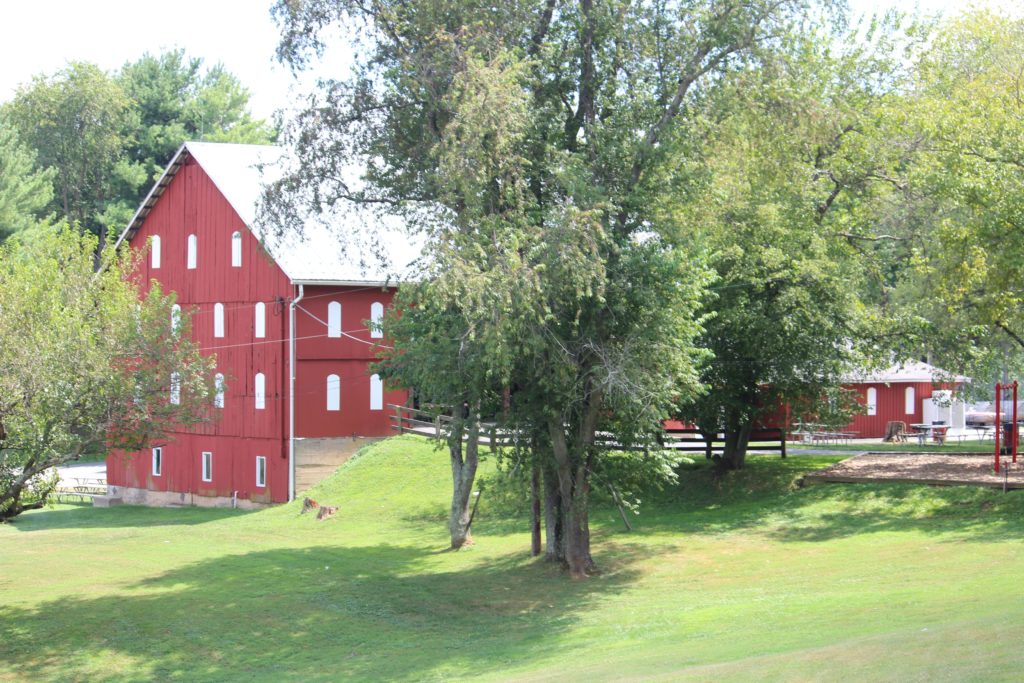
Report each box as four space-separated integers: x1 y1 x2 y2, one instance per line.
840 361 968 438
106 142 418 508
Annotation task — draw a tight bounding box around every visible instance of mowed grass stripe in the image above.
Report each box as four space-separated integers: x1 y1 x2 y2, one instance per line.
3 436 1024 681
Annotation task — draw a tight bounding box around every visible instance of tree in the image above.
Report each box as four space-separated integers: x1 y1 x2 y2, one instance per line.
0 225 217 521
118 50 276 200
0 118 54 241
901 11 1024 359
667 26 920 468
4 62 137 250
267 0 811 575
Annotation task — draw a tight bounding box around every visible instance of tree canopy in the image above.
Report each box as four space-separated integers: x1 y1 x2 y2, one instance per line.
0 225 217 520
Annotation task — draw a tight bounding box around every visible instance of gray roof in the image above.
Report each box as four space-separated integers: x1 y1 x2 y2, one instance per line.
114 141 422 285
844 360 969 384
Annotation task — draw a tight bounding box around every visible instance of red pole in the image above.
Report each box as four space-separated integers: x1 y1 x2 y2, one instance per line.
995 382 1002 473
1014 381 1019 464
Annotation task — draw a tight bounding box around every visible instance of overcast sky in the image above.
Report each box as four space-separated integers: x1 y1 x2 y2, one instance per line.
0 0 1018 122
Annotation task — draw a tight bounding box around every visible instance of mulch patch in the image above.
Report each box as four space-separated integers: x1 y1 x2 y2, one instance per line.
803 452 1024 489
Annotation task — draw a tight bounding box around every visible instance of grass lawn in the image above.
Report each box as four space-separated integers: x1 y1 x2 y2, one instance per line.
3 436 1024 681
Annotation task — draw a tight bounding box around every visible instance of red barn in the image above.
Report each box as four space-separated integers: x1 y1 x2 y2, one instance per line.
106 142 417 508
841 361 968 438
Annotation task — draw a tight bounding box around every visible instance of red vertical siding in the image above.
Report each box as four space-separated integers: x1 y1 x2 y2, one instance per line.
107 158 293 503
844 381 957 438
294 286 407 438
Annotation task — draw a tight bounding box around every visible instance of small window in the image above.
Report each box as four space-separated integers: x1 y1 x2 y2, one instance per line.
187 234 197 270
905 386 916 415
254 302 266 339
370 301 384 339
171 304 181 334
214 303 225 338
326 373 340 411
151 235 161 269
214 373 225 408
370 373 383 411
170 372 180 405
256 455 266 488
201 451 213 482
255 372 266 410
231 231 242 267
866 387 877 416
328 301 342 338
152 447 162 476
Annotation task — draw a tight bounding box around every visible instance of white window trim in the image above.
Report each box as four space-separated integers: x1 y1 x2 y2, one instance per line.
370 373 383 411
254 301 266 339
866 387 878 416
328 301 342 338
152 447 162 476
255 372 266 410
201 451 213 482
214 373 225 409
327 373 340 411
187 234 197 270
214 303 225 338
170 372 181 405
231 231 242 268
905 386 916 415
171 304 181 334
256 455 266 488
370 301 384 339
151 235 161 269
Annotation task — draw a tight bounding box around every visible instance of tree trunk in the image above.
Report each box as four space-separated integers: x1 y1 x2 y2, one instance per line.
549 420 596 577
448 408 480 549
543 463 563 563
530 464 542 556
717 419 753 470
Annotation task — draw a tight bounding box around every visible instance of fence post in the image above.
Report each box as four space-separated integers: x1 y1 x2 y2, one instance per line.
435 415 441 440
394 405 403 434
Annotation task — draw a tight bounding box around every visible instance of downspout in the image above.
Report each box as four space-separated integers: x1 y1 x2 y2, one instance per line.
289 283 305 501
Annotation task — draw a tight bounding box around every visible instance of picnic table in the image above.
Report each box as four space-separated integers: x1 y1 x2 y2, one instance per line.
55 477 107 503
910 423 951 445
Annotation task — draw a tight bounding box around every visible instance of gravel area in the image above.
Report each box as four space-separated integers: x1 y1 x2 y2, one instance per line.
803 452 1024 489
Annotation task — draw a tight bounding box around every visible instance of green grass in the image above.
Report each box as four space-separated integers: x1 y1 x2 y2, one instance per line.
4 436 1024 681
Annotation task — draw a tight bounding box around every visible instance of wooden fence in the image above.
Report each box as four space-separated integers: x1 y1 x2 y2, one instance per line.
389 405 786 458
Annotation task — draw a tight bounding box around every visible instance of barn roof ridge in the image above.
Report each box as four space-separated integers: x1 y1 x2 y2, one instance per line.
113 141 423 286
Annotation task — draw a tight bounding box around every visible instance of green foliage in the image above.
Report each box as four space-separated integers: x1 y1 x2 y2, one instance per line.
0 119 54 242
0 225 217 519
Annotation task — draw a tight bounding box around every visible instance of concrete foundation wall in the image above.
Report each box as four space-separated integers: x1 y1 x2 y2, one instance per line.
106 485 272 510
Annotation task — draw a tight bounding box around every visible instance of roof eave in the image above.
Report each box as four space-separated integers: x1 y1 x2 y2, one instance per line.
112 142 190 251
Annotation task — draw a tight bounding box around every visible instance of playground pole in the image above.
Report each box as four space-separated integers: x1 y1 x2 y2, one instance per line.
1014 381 1019 464
995 382 1002 473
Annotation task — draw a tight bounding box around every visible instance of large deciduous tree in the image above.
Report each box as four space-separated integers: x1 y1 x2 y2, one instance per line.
0 225 217 521
267 0 812 575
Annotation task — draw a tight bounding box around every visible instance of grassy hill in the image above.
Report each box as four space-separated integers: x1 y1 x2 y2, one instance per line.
3 436 1024 681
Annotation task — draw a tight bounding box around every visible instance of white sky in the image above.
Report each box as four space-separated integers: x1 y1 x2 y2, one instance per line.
0 0 1018 122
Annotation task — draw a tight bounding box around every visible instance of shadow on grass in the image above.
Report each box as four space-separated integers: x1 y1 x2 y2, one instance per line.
0 543 639 682
618 456 1024 545
6 503 250 532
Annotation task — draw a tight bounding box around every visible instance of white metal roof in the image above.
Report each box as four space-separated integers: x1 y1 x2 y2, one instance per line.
114 141 423 285
844 360 969 384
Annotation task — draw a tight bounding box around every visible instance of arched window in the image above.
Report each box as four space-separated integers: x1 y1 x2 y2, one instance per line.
866 387 877 416
255 372 266 410
214 373 225 408
171 304 181 334
214 303 225 338
905 386 916 415
254 302 266 338
187 234 197 270
326 374 340 411
150 235 161 268
370 301 384 339
231 231 242 267
328 301 342 338
370 373 383 410
169 372 180 405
